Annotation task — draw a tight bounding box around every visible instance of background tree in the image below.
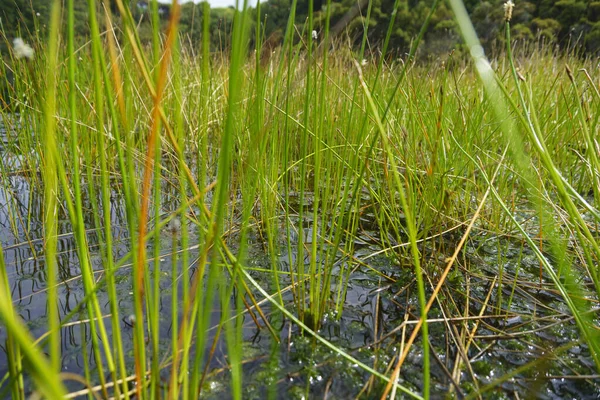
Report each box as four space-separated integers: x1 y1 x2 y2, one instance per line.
1 0 598 57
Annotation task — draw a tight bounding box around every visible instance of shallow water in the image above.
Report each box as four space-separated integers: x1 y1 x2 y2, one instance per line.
0 120 599 399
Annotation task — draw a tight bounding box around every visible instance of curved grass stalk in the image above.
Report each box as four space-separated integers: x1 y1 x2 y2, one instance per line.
448 0 600 370
459 142 600 370
354 62 430 399
492 74 600 223
503 24 600 293
336 0 442 324
237 262 423 399
0 248 66 398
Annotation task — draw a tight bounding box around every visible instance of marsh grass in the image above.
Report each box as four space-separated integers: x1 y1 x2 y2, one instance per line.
0 0 599 398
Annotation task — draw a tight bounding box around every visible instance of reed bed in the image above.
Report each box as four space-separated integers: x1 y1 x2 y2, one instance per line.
0 0 599 398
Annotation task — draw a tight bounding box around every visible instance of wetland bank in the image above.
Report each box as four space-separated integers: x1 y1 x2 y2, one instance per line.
1 0 600 398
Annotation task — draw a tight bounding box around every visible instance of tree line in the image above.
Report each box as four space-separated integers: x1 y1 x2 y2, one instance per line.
1 0 599 56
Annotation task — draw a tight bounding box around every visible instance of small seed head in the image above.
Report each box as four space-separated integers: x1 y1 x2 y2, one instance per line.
504 0 514 22
166 217 182 236
125 314 136 327
565 65 574 83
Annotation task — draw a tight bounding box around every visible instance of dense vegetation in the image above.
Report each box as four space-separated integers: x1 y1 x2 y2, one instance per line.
0 0 599 399
2 0 600 55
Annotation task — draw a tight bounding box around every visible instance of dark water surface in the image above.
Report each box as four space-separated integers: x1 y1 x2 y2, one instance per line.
0 118 599 399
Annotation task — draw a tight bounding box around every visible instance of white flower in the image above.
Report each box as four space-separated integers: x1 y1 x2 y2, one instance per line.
13 38 34 60
312 30 318 40
361 58 368 66
504 0 514 22
36 12 40 17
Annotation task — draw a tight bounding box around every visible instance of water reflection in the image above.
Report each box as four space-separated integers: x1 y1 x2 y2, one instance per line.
1 119 599 399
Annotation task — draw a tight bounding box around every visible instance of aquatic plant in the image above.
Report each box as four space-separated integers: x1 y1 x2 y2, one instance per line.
0 0 598 399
